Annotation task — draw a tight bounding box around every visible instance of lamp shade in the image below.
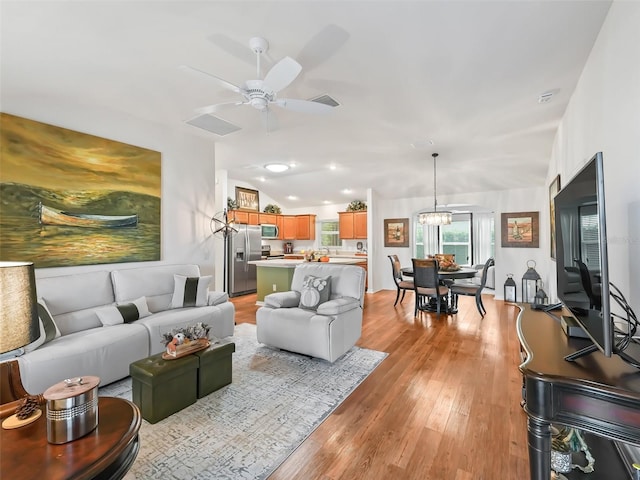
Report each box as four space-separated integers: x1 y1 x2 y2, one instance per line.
0 262 39 354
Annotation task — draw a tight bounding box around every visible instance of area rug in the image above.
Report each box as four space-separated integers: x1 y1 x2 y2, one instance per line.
99 323 387 479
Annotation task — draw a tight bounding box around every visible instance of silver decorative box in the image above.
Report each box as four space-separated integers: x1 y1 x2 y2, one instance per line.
43 376 100 444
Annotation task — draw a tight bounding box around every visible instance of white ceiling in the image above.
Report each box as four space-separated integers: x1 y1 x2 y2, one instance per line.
1 1 612 209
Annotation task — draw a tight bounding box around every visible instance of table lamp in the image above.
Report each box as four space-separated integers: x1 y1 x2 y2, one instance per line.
0 262 39 360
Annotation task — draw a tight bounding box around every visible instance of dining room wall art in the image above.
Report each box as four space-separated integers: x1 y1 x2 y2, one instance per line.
501 211 539 248
549 175 561 259
235 186 260 212
384 218 409 247
0 113 161 268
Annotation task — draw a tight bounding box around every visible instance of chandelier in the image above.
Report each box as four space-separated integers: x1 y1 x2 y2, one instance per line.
418 152 452 226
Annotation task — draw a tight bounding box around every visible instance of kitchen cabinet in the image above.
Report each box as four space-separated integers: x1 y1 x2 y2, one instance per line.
259 213 277 225
229 210 259 225
282 215 297 240
276 215 284 240
338 211 367 239
296 214 316 240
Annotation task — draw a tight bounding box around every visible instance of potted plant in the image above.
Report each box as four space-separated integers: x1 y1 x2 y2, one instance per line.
227 197 238 210
263 204 281 214
346 200 367 212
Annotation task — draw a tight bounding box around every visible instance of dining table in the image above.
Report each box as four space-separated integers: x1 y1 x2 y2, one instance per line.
400 266 477 314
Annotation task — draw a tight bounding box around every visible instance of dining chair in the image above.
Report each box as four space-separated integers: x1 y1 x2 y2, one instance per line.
449 257 494 317
574 259 602 310
388 255 414 306
412 258 449 316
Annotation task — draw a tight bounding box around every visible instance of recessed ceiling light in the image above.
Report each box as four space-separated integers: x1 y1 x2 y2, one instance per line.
287 195 297 200
329 165 337 170
323 200 331 204
264 163 289 173
342 188 352 195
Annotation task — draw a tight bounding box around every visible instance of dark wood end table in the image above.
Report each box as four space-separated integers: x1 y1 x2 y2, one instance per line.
1 396 141 480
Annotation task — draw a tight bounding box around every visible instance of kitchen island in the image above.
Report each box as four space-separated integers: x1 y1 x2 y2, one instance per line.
249 258 367 302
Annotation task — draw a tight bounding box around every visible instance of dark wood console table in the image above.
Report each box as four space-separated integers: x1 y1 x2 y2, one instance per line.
0 396 141 480
517 304 640 480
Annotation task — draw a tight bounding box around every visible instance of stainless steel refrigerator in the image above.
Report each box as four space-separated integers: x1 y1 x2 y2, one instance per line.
228 224 261 297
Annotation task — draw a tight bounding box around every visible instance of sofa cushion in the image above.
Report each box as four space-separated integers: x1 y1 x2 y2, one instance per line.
291 264 365 307
96 296 151 326
316 297 360 316
111 264 201 312
299 275 331 311
17 323 150 394
36 270 114 335
24 299 61 353
171 275 211 308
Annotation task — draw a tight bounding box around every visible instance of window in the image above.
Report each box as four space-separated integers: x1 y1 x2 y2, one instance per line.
414 212 494 265
320 220 341 247
440 213 471 265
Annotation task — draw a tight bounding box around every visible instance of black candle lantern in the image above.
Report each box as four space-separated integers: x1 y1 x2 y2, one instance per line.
504 274 517 303
522 260 541 304
534 280 548 307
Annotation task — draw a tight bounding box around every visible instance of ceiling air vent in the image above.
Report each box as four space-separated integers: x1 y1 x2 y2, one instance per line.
538 92 553 104
310 94 340 108
185 114 241 136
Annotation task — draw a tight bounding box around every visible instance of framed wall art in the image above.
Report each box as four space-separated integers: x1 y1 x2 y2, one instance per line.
549 175 561 259
235 186 260 211
384 218 409 247
0 113 161 268
501 211 539 248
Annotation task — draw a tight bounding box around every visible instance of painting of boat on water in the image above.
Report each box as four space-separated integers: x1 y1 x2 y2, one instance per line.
0 113 161 268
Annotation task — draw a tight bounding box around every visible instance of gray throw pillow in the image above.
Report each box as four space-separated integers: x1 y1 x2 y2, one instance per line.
24 298 61 353
298 275 331 311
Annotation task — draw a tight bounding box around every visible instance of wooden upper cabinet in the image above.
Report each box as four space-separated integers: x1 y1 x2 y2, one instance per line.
259 213 277 225
353 211 367 239
296 214 316 240
339 211 367 239
282 215 297 240
339 212 354 239
248 212 260 225
230 210 248 224
276 215 284 240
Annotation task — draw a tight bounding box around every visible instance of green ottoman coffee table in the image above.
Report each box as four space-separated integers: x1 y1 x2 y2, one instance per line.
193 340 236 398
130 352 199 424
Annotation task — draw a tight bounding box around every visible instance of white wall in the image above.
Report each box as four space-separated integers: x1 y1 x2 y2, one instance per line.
546 0 640 314
1 100 218 280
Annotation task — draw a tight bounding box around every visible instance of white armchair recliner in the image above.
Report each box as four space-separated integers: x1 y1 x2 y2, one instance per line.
256 263 366 363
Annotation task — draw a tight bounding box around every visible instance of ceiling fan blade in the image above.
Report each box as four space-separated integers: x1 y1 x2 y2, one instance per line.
273 98 334 114
179 65 243 94
195 101 246 115
296 24 350 73
262 57 302 93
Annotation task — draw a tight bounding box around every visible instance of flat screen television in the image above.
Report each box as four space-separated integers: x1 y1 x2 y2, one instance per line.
554 151 612 359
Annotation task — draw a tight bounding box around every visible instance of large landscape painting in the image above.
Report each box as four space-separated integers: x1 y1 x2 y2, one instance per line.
0 113 161 268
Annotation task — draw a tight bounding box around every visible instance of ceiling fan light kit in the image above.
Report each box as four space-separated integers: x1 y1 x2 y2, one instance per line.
418 153 452 226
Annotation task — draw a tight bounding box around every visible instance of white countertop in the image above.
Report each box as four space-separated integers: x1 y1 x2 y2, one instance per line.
249 258 366 268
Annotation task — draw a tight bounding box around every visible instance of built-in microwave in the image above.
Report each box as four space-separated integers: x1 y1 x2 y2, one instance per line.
261 224 279 239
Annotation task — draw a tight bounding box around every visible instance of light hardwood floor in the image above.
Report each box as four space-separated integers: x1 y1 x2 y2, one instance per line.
230 289 530 480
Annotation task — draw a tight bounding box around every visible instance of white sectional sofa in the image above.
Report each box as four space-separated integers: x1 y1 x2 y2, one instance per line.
18 264 235 394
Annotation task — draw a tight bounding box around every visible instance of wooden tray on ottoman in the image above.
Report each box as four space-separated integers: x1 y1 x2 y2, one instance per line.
162 338 210 360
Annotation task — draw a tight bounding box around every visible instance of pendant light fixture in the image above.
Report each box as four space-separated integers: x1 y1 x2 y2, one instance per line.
418 153 452 225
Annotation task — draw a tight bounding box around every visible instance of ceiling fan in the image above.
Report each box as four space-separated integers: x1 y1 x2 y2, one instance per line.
181 36 335 129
